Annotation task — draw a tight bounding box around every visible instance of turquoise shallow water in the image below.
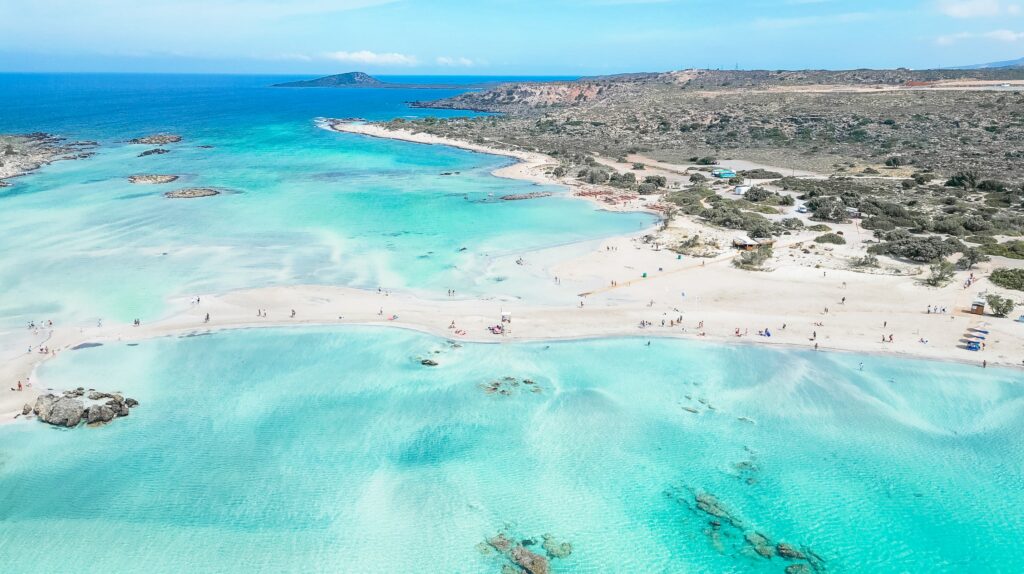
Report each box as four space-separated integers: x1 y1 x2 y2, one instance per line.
0 74 653 342
1 328 1021 573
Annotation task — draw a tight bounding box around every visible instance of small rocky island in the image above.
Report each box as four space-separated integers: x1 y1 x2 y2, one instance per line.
129 174 179 184
25 388 139 428
128 134 182 145
165 187 221 199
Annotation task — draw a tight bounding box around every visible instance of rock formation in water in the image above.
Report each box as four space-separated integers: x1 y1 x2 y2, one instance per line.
666 484 826 572
481 530 573 574
138 148 171 157
500 192 553 201
164 187 221 199
128 134 182 145
479 376 543 396
129 174 179 184
28 388 139 428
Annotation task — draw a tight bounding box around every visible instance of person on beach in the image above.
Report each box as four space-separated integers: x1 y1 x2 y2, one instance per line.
17 380 23 391
204 313 210 323
290 309 296 318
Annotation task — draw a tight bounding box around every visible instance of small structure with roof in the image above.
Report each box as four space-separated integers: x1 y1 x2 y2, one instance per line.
970 298 986 315
732 236 773 251
734 185 751 196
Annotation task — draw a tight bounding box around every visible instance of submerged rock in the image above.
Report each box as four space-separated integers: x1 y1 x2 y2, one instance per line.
138 148 171 157
785 565 811 574
488 534 513 553
776 543 806 560
420 359 439 366
511 546 549 574
164 187 221 199
744 532 773 558
541 534 573 559
128 134 182 145
129 174 179 184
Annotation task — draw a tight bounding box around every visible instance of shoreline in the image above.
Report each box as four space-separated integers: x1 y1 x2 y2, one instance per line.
319 119 666 217
4 121 1023 420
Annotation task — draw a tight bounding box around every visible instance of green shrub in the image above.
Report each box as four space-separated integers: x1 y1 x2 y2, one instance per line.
850 255 879 268
739 169 783 179
990 268 1024 291
643 175 667 187
806 224 832 232
868 236 964 262
815 233 847 245
986 294 1016 318
983 240 1024 260
733 245 773 270
926 260 955 286
946 171 978 189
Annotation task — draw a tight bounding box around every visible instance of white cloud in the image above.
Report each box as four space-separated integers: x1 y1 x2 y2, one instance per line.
323 50 417 65
937 28 1024 43
937 0 1021 18
436 56 476 67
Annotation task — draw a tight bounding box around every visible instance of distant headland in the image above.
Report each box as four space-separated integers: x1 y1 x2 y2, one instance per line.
272 71 495 90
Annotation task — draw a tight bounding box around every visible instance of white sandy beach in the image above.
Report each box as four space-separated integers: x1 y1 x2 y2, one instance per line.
4 121 1023 420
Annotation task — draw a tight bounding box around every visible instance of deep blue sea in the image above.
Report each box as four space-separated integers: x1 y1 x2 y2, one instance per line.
0 75 1021 573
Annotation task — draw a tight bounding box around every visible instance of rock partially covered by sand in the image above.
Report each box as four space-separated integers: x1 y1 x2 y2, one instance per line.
164 187 221 199
129 174 179 184
129 134 182 145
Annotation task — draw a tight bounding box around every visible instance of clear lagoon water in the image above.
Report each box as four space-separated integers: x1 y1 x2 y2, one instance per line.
2 75 1022 574
1 327 1022 573
0 74 653 339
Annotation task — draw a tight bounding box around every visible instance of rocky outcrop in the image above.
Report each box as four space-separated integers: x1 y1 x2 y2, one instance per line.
420 359 439 366
31 388 138 428
33 395 84 427
128 134 182 145
501 192 553 201
138 148 171 157
511 546 549 574
1 133 99 186
483 531 571 574
128 174 179 184
164 187 220 199
541 534 572 559
479 376 543 396
667 485 825 573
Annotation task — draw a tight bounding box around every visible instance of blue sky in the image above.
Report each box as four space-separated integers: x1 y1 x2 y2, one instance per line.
1 0 1022 74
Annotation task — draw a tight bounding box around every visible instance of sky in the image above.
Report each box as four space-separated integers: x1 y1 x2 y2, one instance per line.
1 0 1023 74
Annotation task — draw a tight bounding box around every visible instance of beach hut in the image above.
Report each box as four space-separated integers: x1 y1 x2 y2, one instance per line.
732 236 760 251
712 168 737 179
970 299 986 315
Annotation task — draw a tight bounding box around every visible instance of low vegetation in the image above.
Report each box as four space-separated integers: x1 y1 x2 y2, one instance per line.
990 268 1024 291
